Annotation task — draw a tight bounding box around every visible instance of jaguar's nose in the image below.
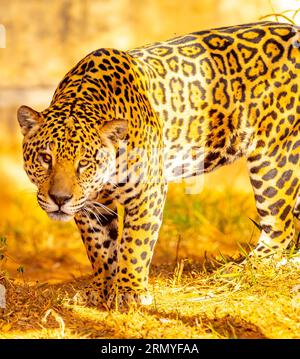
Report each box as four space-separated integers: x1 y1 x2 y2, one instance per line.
48 192 73 207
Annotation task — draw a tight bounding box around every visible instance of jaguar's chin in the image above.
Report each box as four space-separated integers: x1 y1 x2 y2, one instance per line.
47 210 73 222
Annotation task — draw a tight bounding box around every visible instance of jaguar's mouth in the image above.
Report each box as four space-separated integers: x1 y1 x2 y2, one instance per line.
47 210 73 222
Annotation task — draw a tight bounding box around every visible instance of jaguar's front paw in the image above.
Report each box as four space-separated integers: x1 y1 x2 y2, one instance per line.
72 286 152 311
107 289 153 310
72 286 107 307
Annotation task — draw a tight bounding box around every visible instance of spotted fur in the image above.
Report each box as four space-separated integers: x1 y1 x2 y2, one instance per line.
18 21 300 308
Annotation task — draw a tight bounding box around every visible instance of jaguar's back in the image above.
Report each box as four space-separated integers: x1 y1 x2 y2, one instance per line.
130 21 300 181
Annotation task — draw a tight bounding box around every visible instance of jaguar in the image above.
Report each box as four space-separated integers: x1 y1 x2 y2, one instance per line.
17 21 300 308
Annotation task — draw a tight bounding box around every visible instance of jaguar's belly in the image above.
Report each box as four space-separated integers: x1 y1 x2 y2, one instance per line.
163 142 242 182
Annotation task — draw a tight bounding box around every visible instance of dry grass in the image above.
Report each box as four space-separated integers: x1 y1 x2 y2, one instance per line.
0 144 300 339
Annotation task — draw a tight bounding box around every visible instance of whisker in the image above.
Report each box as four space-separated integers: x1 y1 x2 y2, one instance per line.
85 206 103 223
91 201 118 217
86 203 108 222
108 181 119 190
85 204 106 222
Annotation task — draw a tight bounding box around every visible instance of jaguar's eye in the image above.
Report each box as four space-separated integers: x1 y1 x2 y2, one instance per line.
78 159 89 168
39 153 52 166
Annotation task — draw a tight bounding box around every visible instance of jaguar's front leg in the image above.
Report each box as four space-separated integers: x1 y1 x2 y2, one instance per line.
108 181 167 309
74 203 118 306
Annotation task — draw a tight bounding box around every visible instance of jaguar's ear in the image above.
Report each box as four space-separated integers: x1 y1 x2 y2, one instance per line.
17 105 43 136
100 119 128 145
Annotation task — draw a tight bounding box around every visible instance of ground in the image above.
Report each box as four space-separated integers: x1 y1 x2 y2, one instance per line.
0 144 299 339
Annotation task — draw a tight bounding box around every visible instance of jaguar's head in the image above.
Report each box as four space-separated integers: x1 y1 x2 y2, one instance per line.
17 105 127 222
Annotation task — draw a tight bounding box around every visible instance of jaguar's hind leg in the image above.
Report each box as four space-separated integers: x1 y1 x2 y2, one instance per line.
247 153 299 259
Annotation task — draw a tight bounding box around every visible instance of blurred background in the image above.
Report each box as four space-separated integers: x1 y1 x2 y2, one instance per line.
0 0 298 281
